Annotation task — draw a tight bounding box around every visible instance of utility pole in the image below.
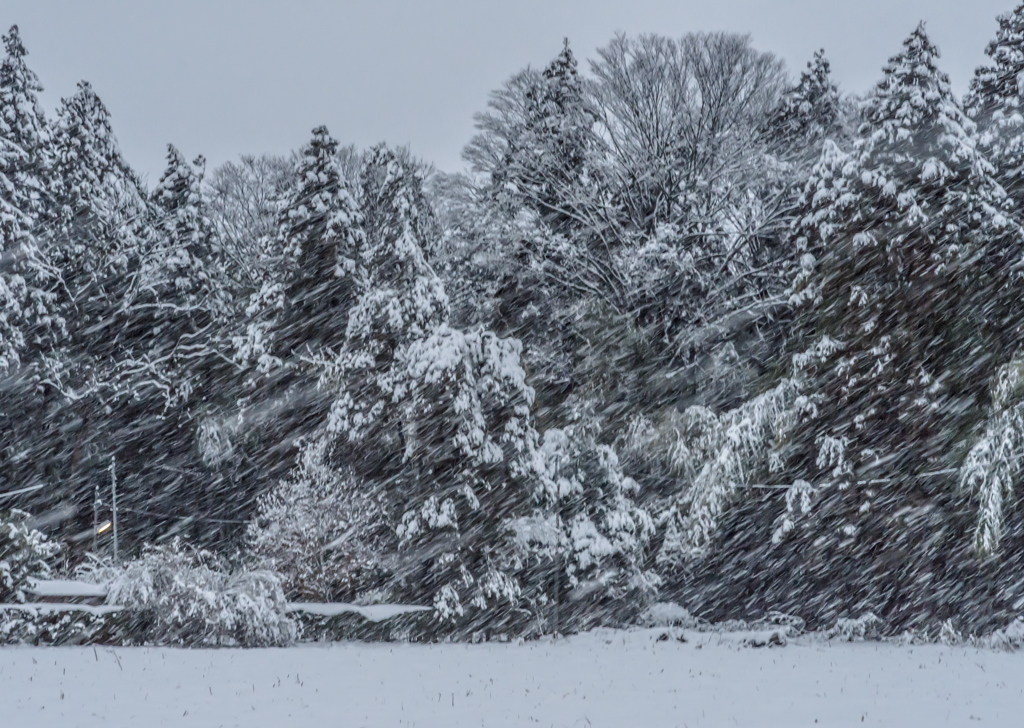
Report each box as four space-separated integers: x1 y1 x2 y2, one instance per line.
93 480 100 552
110 457 118 561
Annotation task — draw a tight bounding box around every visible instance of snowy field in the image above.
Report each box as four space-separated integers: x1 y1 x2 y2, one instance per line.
3 629 1024 727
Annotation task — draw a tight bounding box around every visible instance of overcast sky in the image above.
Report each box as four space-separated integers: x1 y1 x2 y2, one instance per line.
5 0 1018 184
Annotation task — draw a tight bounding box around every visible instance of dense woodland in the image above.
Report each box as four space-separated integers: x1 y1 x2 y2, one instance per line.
8 6 1024 642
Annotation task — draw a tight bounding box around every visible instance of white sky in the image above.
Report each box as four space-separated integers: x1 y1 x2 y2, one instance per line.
5 0 1018 183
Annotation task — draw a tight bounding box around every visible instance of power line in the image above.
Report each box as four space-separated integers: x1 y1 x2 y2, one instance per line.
119 506 247 525
0 483 45 500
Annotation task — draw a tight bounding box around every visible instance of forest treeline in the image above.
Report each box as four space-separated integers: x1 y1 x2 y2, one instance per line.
6 7 1024 641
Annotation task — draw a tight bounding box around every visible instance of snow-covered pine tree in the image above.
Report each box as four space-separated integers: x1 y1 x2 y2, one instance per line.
790 23 1021 487
474 39 595 233
0 24 56 371
0 509 59 605
113 143 229 411
0 25 51 221
2 80 152 543
50 81 148 309
965 3 1024 201
524 38 595 231
0 110 34 374
711 24 1024 628
0 26 83 544
337 144 450 394
275 126 365 356
763 49 842 155
0 508 61 643
109 145 237 546
523 412 657 630
222 130 367 535
322 144 545 631
143 145 221 318
957 7 1024 561
458 41 607 432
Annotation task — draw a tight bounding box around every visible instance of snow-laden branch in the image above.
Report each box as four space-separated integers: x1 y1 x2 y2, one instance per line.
658 376 802 563
960 356 1024 555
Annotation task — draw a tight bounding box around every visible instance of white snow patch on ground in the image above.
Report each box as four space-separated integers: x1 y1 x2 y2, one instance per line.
3 628 1023 727
285 602 431 621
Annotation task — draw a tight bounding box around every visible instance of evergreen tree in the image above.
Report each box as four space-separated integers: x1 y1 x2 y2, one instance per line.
0 131 33 373
523 413 657 630
0 26 72 542
0 24 55 371
483 39 595 232
0 508 61 643
109 145 234 546
791 24 1017 481
143 145 220 314
764 49 842 154
691 25 1024 629
3 80 151 543
223 130 367 537
276 126 365 356
966 3 1024 202
116 143 226 410
0 25 51 220
322 145 545 630
51 81 147 300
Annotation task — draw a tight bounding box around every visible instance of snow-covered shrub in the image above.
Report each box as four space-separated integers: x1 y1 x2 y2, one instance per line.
0 509 60 604
0 513 99 645
247 440 391 601
985 617 1024 650
938 619 964 645
90 540 295 647
0 509 65 644
1 605 108 646
638 602 701 629
826 612 882 642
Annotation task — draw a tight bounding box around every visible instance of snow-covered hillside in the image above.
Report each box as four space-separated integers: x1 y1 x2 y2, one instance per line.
3 629 1023 727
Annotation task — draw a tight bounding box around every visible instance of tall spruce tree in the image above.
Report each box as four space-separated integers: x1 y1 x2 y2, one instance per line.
0 24 56 370
107 145 235 546
954 3 1024 570
320 145 546 630
966 3 1024 203
5 80 153 543
51 81 147 300
0 26 72 541
220 128 367 531
276 126 365 356
764 49 842 154
694 25 1024 629
0 25 51 220
487 39 595 232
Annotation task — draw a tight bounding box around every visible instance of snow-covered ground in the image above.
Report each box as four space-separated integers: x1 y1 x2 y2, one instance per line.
3 629 1023 727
